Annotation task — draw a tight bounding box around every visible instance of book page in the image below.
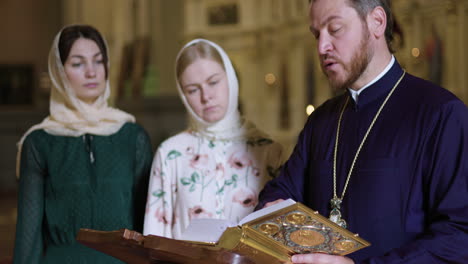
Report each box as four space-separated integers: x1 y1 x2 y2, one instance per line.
179 218 237 243
180 199 296 243
239 198 296 225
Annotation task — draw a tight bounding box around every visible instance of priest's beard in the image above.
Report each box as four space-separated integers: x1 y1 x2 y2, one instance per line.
325 28 373 91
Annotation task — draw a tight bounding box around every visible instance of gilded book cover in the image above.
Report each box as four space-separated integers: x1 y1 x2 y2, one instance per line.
214 201 370 262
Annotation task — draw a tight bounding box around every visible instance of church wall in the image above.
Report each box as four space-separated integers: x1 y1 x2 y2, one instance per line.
0 0 62 106
0 0 62 191
151 0 185 96
395 0 468 102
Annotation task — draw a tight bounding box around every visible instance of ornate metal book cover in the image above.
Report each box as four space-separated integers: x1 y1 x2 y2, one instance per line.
217 202 370 262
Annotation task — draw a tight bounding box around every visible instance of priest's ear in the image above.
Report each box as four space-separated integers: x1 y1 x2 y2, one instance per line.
367 6 387 41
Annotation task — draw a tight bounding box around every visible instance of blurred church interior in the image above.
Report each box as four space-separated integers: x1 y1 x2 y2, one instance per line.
1 0 467 260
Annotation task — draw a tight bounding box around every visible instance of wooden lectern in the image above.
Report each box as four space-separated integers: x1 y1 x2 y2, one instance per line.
77 229 258 264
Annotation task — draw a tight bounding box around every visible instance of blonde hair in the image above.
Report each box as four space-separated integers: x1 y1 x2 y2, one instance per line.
176 41 225 80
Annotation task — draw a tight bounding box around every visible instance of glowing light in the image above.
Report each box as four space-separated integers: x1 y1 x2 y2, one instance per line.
411 48 420 58
265 73 276 85
306 104 315 116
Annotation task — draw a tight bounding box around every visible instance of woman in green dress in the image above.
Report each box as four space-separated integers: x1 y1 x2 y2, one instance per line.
13 24 153 263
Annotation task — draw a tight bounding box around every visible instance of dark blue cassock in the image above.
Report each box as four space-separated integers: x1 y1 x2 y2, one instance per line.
257 61 468 263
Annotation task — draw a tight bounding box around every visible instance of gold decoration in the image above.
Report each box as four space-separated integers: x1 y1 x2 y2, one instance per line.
289 229 325 247
286 213 307 225
334 240 355 251
259 223 280 236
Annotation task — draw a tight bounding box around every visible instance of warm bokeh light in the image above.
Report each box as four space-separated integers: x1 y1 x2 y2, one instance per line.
411 48 420 58
306 104 315 116
265 73 276 85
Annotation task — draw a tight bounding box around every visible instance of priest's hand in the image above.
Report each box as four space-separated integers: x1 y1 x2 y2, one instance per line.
264 199 285 208
291 253 354 264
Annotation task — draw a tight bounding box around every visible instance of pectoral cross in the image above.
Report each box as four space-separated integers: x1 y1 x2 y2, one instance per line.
329 197 347 229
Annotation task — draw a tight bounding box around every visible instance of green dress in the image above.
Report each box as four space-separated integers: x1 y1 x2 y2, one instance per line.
13 123 153 264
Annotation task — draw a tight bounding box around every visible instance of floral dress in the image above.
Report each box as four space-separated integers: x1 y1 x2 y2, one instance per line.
143 131 283 239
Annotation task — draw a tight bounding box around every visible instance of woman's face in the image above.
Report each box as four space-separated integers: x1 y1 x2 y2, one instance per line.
64 38 106 104
180 58 229 123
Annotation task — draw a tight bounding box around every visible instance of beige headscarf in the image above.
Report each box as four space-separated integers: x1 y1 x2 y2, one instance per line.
16 25 135 177
176 38 266 141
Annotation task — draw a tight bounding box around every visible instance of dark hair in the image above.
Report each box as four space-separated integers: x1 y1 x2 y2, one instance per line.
345 0 394 52
58 25 109 78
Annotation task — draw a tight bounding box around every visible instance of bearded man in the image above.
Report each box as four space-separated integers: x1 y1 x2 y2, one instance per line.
257 0 468 263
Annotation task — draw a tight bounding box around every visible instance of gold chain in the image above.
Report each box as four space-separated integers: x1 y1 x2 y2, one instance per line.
332 71 406 201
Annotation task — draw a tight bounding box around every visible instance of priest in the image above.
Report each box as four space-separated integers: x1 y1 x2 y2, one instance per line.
257 0 468 263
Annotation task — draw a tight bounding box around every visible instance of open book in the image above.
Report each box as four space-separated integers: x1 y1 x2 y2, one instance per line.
180 199 370 259
77 200 370 264
181 199 297 242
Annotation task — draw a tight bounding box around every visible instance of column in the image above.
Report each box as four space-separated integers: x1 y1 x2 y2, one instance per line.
108 0 134 103
135 0 150 37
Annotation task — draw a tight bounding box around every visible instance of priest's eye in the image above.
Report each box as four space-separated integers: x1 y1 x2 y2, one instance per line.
328 23 344 34
330 26 342 34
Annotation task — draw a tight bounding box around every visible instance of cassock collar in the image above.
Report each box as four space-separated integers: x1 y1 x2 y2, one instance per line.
347 59 404 109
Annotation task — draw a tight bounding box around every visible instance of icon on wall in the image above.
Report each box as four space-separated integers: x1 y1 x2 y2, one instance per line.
207 3 239 26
